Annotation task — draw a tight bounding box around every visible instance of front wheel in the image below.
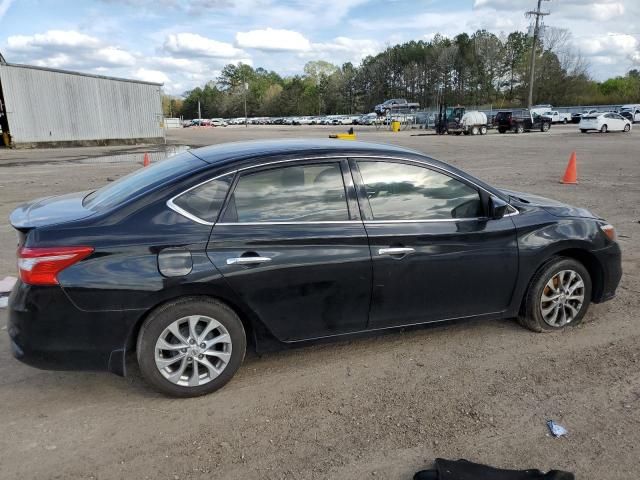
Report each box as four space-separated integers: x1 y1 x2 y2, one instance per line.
519 258 592 333
137 297 247 397
498 128 506 134
601 124 608 133
515 125 524 134
471 126 479 135
580 129 588 133
623 124 631 132
541 122 550 132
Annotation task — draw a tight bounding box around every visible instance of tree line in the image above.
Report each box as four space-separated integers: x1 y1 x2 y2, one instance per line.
164 28 640 119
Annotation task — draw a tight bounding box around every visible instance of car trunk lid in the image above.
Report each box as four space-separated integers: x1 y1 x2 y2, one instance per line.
10 191 95 233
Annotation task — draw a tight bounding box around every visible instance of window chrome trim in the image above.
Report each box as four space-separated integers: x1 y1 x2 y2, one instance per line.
216 221 361 226
166 154 520 225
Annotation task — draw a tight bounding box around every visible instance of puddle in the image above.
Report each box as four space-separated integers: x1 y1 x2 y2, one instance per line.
77 145 191 165
0 144 191 168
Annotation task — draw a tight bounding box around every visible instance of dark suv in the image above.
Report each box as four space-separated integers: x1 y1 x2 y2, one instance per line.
494 110 552 134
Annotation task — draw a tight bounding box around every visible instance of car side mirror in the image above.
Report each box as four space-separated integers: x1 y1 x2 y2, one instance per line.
489 196 509 220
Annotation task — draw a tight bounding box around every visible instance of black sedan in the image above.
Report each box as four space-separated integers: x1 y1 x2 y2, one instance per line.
8 140 621 397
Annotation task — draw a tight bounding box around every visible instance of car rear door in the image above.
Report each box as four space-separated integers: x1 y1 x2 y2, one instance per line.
351 158 519 328
206 158 372 342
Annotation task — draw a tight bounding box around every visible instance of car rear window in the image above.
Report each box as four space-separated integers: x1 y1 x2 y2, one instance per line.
171 174 234 223
83 152 206 211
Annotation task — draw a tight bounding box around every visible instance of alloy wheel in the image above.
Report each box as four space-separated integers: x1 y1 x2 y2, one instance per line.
154 315 232 387
540 270 585 327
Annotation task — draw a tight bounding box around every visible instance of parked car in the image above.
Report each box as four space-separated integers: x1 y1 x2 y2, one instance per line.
542 111 572 124
210 118 227 127
374 98 420 115
493 110 551 133
8 140 621 397
579 112 632 133
356 113 378 125
619 105 640 123
571 109 598 124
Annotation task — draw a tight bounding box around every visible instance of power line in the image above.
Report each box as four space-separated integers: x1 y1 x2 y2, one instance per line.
526 0 550 108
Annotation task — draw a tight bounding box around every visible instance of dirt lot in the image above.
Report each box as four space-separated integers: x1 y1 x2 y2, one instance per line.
0 125 638 479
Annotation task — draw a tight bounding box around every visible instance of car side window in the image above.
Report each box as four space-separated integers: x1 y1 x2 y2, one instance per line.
223 163 349 223
171 173 234 223
357 161 483 221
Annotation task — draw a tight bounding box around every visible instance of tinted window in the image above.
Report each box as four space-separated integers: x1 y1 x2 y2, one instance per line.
84 152 205 211
357 161 482 220
224 163 349 222
172 174 233 223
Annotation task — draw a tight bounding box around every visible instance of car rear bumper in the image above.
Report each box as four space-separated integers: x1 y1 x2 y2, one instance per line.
592 242 622 303
7 281 141 375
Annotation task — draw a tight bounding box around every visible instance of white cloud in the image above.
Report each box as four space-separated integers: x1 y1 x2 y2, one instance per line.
236 28 311 51
7 30 101 51
133 67 169 84
95 46 136 66
164 33 245 58
0 0 14 20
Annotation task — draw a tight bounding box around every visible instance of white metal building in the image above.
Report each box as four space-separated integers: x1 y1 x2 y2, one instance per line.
0 63 164 148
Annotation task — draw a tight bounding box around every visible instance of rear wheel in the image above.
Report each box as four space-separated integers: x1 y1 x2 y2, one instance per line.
580 129 588 133
600 124 608 133
480 126 487 135
519 258 592 333
498 128 506 134
137 297 246 397
563 118 568 124
471 126 479 135
515 125 524 134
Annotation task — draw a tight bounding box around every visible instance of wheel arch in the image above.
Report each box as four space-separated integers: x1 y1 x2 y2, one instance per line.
124 289 275 357
518 247 604 315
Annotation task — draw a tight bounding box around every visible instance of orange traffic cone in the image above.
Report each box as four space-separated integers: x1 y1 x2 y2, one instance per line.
143 152 150 167
561 151 577 184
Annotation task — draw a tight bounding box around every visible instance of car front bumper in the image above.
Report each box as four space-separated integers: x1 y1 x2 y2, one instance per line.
592 242 622 303
7 281 142 376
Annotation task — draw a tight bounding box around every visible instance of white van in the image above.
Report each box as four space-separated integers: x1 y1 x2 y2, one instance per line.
619 104 640 123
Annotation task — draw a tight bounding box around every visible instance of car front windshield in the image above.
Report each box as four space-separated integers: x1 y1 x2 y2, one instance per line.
83 152 206 212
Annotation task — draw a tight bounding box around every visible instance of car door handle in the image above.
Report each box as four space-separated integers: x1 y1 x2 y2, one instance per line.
378 247 415 256
226 256 272 265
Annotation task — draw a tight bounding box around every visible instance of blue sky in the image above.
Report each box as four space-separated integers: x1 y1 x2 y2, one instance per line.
1 0 638 95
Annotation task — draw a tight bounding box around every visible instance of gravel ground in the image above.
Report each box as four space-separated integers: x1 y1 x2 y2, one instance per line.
0 124 638 479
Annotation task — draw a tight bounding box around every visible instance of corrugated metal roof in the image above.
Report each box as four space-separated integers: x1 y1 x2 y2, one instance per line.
4 62 163 86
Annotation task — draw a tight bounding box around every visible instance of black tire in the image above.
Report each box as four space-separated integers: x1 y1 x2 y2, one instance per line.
515 125 524 134
601 124 608 133
137 297 246 397
580 129 588 133
480 126 487 135
563 118 568 124
498 128 506 134
541 122 550 132
519 257 592 333
623 124 630 132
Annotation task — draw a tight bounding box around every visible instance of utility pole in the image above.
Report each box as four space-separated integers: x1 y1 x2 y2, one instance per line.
197 99 201 120
526 0 550 108
244 81 248 127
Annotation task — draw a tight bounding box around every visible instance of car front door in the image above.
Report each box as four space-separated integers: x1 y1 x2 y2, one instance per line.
206 159 372 342
351 159 519 329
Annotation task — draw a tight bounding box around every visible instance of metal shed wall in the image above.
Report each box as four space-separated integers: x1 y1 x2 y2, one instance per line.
0 64 164 146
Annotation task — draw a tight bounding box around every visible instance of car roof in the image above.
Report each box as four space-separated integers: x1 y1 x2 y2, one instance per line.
188 139 424 166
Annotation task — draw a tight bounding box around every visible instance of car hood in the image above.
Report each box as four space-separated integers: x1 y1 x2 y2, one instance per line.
500 189 598 219
10 191 94 230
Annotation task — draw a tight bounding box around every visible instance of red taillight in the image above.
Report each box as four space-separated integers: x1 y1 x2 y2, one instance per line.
17 246 94 286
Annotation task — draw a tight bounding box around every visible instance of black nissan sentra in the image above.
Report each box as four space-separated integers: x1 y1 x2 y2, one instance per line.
8 140 621 397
